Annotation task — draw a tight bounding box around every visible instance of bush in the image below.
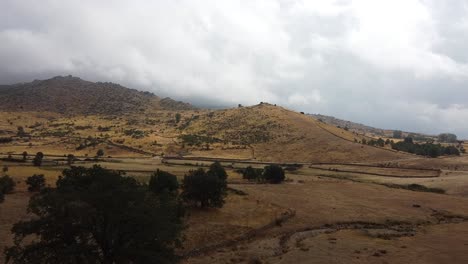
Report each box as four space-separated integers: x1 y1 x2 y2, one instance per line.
263 165 285 184
0 175 15 194
242 166 264 181
406 184 445 194
32 152 44 166
148 169 179 194
5 166 184 264
182 168 227 208
26 174 45 192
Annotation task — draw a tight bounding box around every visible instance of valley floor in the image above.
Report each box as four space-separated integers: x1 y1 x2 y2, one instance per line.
2 154 468 263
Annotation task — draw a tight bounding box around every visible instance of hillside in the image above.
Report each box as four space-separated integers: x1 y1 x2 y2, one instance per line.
0 76 193 115
0 76 411 163
180 104 410 163
310 113 436 142
310 113 387 136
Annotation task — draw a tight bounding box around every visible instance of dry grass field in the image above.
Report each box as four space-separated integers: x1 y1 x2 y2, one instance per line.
1 105 467 263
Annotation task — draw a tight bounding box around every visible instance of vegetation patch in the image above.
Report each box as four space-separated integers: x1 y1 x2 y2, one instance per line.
391 137 460 157
383 183 446 194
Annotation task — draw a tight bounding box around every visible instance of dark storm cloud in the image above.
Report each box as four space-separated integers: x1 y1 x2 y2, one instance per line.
1 0 468 136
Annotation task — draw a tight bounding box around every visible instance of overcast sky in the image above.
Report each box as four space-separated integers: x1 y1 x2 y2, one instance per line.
1 1 468 137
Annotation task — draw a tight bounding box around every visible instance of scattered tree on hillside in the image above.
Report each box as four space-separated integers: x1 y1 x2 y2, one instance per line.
367 138 385 147
404 137 414 144
263 165 285 184
438 133 458 143
393 130 402 139
96 149 104 158
182 168 227 208
17 126 26 137
207 161 228 181
25 174 45 192
22 151 28 161
175 113 181 123
148 169 179 195
5 166 184 264
67 154 75 165
242 166 264 181
32 152 44 166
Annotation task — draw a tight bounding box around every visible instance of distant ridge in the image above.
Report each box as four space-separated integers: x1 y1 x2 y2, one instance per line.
0 76 193 114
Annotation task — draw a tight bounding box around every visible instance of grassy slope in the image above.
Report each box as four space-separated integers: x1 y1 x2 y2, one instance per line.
184 104 410 163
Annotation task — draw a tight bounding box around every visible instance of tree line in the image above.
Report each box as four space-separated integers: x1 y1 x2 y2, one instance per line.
3 160 288 263
391 137 460 157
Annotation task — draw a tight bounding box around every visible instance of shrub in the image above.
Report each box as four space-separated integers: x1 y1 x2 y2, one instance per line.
242 166 264 181
0 175 15 194
26 174 45 192
263 165 285 184
32 152 44 166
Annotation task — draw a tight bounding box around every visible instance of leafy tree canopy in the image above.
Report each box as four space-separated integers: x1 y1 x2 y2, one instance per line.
263 165 285 184
182 168 226 208
6 165 184 264
149 169 179 195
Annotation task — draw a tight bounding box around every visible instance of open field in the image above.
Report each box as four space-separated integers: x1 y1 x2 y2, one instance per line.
1 105 468 263
3 151 468 263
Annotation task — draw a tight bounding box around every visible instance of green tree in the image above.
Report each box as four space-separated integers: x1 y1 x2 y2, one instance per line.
67 154 75 165
376 138 385 147
25 174 45 192
175 113 181 123
32 152 44 166
149 169 179 195
242 166 263 181
207 161 228 181
263 165 285 184
5 166 183 264
0 175 15 193
17 126 26 137
182 168 226 208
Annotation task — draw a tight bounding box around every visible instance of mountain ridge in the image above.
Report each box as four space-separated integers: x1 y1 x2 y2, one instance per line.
0 75 193 115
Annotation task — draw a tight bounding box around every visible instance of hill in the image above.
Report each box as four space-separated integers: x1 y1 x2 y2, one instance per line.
310 113 436 141
179 104 410 163
0 76 193 115
310 113 387 136
0 76 411 163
